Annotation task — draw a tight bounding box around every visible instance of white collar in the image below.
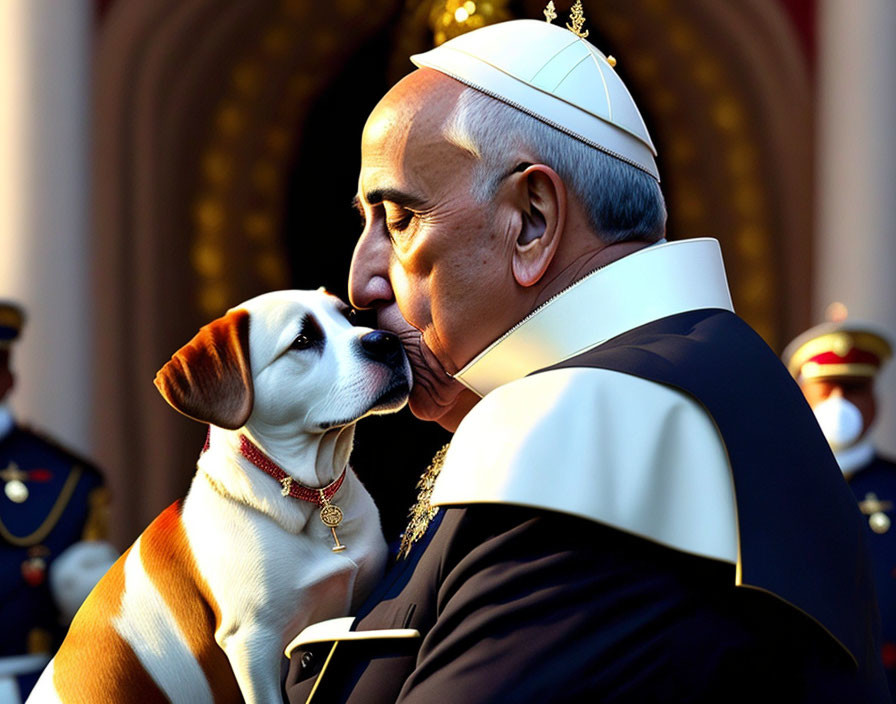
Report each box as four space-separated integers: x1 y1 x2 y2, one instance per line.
453 238 734 397
837 437 876 477
0 404 13 442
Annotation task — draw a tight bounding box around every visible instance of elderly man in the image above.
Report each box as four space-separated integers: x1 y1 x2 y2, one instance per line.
283 17 887 703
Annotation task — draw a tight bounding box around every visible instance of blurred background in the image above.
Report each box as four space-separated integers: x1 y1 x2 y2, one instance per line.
0 0 893 549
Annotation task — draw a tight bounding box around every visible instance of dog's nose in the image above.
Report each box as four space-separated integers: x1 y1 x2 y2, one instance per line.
360 330 404 365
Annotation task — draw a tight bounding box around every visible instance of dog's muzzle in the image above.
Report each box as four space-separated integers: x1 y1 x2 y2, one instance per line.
361 330 411 409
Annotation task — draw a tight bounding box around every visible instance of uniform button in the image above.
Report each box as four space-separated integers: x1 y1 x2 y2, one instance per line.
301 651 314 669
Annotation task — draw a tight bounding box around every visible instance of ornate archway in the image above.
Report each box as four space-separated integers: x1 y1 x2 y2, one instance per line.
93 0 813 544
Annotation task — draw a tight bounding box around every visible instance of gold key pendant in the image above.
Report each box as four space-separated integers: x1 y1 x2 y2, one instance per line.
319 490 346 552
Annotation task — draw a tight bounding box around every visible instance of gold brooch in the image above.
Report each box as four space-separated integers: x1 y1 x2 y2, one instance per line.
859 492 893 534
398 444 450 560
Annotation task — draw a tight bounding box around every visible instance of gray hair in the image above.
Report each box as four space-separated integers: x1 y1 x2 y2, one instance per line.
443 87 667 244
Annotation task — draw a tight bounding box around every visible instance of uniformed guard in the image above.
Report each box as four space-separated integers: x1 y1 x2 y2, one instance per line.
0 301 118 703
784 309 896 695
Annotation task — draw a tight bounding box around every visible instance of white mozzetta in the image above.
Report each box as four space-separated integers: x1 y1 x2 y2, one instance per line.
432 367 738 564
434 237 739 563
411 19 659 179
454 238 733 398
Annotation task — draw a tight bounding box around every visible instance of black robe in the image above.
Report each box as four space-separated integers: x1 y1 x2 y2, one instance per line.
283 309 889 702
849 453 896 698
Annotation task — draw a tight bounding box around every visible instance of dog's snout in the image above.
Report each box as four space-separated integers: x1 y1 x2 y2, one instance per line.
360 330 403 365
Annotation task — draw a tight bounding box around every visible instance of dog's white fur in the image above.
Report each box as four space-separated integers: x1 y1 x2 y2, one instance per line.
28 290 410 704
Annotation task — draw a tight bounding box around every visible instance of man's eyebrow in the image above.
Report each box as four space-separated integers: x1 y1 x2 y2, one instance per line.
360 188 429 210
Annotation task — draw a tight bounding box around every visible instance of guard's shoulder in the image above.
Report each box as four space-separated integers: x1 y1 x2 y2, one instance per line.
11 425 103 479
872 454 896 472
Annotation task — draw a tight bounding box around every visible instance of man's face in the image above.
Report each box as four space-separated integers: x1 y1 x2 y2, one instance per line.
349 70 521 428
800 375 877 437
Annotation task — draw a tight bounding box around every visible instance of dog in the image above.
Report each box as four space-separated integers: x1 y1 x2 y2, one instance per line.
28 289 411 704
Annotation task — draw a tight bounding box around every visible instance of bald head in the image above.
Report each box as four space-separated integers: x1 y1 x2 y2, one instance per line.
364 69 465 139
360 70 478 212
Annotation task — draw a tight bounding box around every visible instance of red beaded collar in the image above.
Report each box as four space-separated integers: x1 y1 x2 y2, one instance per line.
237 435 346 505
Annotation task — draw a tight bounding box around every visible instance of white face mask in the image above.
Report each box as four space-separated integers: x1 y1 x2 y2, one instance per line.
813 395 865 451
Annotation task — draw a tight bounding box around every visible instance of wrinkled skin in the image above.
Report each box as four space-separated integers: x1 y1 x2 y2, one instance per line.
349 71 521 430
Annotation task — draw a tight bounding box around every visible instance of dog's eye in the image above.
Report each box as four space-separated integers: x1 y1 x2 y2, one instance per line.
290 315 324 352
290 334 313 351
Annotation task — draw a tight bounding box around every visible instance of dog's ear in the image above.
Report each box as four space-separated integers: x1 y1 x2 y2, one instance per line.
154 309 254 430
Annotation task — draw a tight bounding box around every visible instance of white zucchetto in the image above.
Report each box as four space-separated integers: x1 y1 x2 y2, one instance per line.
411 19 659 180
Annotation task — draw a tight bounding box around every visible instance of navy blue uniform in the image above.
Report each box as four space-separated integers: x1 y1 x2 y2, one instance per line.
0 425 106 697
849 454 896 697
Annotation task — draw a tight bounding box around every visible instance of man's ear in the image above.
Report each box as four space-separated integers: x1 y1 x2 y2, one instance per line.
511 164 566 288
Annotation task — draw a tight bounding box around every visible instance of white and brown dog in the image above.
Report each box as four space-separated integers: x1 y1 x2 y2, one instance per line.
28 289 411 704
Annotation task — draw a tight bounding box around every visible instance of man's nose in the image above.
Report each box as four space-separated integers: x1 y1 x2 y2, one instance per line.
348 228 394 310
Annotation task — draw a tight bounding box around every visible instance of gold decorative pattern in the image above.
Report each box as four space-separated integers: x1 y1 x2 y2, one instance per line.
566 0 589 38
543 1 557 23
398 444 450 559
190 2 358 317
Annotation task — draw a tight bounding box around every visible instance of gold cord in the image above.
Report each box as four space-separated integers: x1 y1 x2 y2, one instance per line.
0 466 83 547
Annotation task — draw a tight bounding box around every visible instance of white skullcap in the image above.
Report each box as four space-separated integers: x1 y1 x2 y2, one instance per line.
411 19 659 181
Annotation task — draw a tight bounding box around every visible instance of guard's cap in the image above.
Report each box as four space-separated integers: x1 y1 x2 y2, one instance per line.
783 320 893 381
411 19 659 180
0 302 24 350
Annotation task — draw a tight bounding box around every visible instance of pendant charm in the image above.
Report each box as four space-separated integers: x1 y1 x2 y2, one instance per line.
319 490 346 552
5 479 28 503
280 476 293 497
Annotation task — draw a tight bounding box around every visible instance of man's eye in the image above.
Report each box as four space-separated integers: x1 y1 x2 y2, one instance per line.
382 203 416 236
386 212 414 232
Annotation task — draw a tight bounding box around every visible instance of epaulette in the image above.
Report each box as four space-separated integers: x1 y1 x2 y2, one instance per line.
14 425 103 478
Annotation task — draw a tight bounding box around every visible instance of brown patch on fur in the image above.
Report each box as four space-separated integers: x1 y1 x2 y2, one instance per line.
140 502 243 703
154 308 253 429
53 546 169 703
